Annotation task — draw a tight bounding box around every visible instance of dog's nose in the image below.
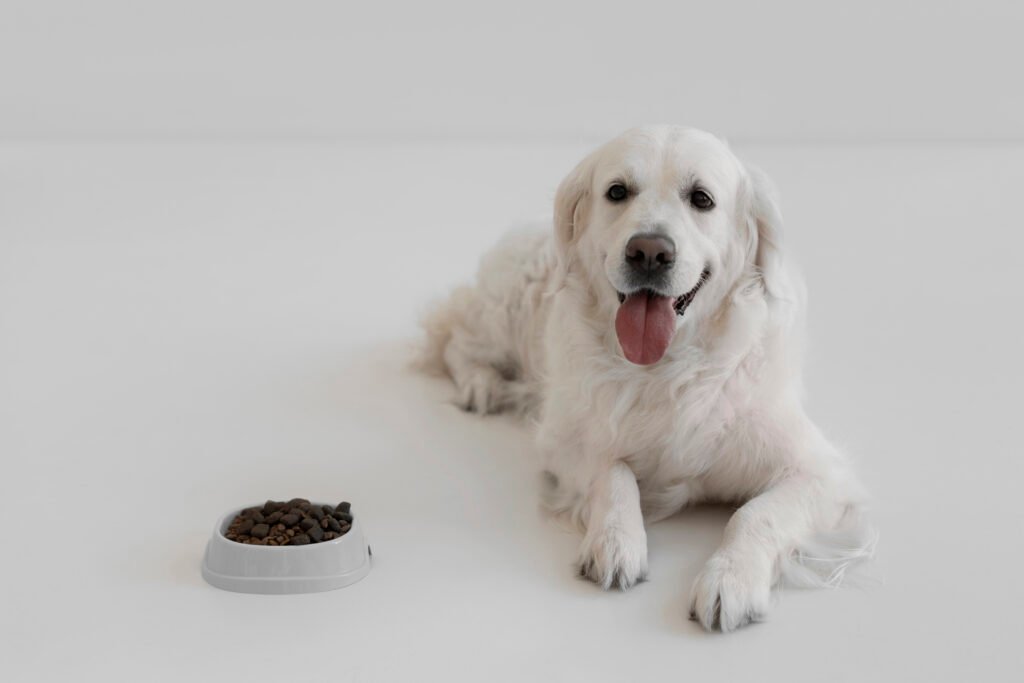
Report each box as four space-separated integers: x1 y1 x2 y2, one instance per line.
625 233 676 275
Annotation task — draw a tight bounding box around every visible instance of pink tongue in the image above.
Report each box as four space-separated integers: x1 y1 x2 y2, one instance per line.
615 292 676 365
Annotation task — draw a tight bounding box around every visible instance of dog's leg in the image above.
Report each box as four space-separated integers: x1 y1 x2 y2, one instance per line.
577 461 649 590
441 338 527 414
689 472 842 631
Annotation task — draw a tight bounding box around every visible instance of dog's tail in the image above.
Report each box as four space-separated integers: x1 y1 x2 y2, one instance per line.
779 505 879 589
411 285 475 377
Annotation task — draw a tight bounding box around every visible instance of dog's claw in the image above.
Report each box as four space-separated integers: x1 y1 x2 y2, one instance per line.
576 528 648 590
690 552 772 632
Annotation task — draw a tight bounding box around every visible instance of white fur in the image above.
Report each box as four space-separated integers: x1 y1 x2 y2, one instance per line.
418 125 873 632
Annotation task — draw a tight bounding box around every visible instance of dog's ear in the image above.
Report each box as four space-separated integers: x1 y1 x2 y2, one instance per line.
744 164 794 302
553 156 594 270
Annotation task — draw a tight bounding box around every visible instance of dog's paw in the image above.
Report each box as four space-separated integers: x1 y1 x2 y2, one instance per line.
689 551 773 632
577 524 649 590
455 368 504 414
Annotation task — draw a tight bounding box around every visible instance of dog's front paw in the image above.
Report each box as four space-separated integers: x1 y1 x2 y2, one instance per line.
577 524 649 590
689 551 773 632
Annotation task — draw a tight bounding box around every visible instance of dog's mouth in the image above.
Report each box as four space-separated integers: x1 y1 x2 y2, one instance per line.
614 268 711 366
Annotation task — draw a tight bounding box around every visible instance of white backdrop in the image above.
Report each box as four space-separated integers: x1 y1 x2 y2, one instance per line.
4 3 1024 681
2 0 1022 143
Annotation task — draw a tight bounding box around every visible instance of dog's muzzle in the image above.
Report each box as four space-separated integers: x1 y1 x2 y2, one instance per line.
614 268 711 366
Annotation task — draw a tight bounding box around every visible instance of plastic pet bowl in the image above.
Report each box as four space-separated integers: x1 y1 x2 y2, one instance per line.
201 503 372 594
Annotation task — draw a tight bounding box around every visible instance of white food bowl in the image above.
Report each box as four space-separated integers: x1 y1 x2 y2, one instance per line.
201 503 371 594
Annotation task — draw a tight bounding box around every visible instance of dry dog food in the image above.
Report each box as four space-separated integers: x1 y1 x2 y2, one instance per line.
225 499 353 546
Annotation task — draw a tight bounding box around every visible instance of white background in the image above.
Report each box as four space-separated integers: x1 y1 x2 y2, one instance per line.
3 0 1023 143
2 2 1023 682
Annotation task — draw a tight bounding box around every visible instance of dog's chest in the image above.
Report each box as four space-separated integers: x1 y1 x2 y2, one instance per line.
575 347 772 506
586 358 730 472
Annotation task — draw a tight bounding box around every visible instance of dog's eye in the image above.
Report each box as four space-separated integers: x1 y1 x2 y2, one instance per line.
605 184 629 203
689 189 714 211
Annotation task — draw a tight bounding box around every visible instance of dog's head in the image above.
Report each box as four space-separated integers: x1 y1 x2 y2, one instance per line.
554 125 791 365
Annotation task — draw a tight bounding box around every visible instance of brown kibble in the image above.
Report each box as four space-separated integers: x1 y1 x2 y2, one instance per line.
265 511 284 524
224 500 353 546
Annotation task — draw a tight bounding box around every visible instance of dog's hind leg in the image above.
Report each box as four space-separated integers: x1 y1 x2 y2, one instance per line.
442 330 534 414
418 287 532 415
416 227 551 415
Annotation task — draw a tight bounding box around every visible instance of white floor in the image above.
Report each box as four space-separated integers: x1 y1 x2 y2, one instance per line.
2 140 1022 682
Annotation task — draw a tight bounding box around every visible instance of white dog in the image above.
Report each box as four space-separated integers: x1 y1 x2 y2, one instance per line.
419 125 873 632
